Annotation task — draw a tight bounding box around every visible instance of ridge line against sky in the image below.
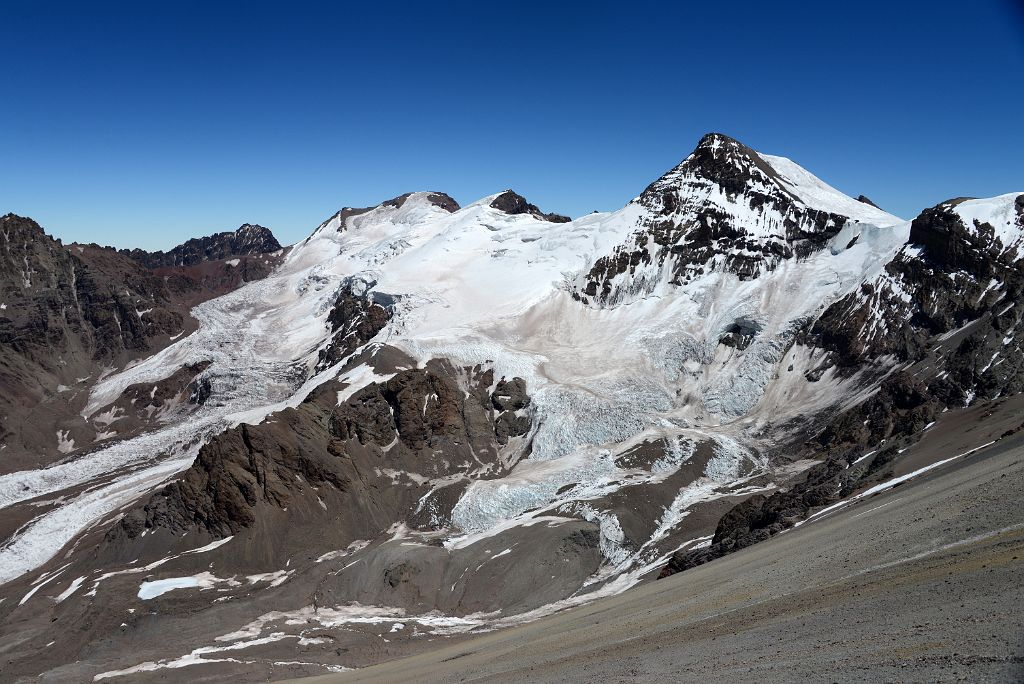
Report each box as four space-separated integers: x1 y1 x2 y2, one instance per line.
2 0 1023 251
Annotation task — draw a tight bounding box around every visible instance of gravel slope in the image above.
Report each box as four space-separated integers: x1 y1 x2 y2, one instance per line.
293 436 1024 683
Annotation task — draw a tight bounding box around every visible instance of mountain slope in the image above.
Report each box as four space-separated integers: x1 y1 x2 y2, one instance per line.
0 218 284 471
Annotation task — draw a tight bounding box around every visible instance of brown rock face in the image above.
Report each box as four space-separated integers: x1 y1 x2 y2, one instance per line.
0 215 181 363
491 377 531 444
105 354 533 564
0 215 184 467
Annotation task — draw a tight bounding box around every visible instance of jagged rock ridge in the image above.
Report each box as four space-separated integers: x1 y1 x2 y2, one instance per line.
125 223 282 268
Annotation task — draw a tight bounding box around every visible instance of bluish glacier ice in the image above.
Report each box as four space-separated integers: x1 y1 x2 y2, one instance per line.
449 447 620 534
641 330 714 384
701 334 793 418
528 383 668 463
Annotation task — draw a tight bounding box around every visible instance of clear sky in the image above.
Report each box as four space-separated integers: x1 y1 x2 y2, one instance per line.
2 1 1023 250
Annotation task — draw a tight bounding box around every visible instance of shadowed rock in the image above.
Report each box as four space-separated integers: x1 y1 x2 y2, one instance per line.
490 190 570 223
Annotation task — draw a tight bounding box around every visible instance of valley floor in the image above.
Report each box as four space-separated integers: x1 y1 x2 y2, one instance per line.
292 435 1024 684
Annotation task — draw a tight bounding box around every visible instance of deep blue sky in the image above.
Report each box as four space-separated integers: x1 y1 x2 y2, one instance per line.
2 1 1023 250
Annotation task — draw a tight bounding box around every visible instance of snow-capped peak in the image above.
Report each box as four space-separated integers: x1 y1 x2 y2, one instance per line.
639 132 902 227
635 132 783 206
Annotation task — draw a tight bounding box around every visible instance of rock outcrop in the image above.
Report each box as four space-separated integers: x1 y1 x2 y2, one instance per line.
315 279 394 372
805 195 1024 403
490 190 571 223
106 353 532 566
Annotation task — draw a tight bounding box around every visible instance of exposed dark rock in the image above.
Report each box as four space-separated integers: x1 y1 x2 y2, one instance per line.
124 224 282 269
805 197 1024 404
315 279 394 372
491 377 530 411
106 355 532 546
426 192 461 213
910 202 1002 275
718 321 758 350
665 133 791 200
494 411 531 445
114 391 350 538
856 194 882 209
489 377 531 445
490 190 571 223
809 372 941 456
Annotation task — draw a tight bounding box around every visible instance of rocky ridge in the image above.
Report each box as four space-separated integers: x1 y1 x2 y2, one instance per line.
124 223 282 269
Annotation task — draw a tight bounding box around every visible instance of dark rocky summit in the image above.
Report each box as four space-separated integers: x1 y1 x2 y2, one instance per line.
124 223 282 268
490 190 571 223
